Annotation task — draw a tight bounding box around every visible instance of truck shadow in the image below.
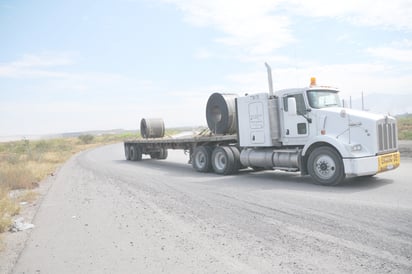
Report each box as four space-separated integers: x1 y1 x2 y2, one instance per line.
227 169 394 193
118 158 394 193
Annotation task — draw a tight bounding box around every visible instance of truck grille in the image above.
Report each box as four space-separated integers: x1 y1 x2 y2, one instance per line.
377 119 397 153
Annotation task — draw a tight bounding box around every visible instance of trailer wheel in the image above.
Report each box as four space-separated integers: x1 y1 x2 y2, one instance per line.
192 146 212 172
307 146 345 186
158 148 168 160
212 146 236 175
125 144 131 160
150 149 165 159
130 145 142 161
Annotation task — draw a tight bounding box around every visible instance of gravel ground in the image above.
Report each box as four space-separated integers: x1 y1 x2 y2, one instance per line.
1 142 411 274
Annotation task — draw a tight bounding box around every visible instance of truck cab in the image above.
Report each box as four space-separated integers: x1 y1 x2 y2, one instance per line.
237 77 400 185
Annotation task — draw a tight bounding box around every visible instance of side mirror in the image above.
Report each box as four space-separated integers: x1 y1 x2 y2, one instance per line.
287 97 297 116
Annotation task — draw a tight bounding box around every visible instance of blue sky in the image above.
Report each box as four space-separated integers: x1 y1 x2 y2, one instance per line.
1 0 412 136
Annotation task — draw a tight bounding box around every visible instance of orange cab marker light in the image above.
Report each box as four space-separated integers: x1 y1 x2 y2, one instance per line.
310 77 316 86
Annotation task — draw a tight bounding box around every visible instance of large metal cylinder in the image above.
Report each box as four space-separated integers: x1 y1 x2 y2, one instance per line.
206 93 238 135
140 118 165 138
240 148 300 169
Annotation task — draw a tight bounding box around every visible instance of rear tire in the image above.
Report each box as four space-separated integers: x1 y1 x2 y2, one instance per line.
130 145 142 161
125 144 131 160
158 148 168 160
212 146 236 175
307 146 345 186
229 146 241 173
192 146 213 172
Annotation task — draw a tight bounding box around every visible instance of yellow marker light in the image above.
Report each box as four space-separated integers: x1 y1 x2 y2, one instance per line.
310 77 316 86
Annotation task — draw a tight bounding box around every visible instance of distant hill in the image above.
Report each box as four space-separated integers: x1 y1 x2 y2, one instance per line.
0 126 202 142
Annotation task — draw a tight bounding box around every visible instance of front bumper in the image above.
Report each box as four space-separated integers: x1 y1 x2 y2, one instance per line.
343 151 400 177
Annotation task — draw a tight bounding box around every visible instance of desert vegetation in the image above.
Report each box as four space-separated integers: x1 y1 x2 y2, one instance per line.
0 132 138 236
0 129 192 236
397 114 412 140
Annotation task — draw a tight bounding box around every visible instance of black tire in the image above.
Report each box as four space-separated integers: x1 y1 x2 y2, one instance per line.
130 145 142 161
307 146 345 186
125 144 131 160
211 146 236 175
252 166 265 172
158 148 168 160
229 146 241 173
150 152 159 159
192 146 213 172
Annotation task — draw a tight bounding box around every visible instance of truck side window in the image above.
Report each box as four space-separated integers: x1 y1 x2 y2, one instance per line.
283 94 307 115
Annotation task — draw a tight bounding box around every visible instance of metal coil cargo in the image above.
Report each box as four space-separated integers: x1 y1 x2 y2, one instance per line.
206 93 238 135
140 118 165 138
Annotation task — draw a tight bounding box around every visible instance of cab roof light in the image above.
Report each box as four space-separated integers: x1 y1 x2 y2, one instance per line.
310 77 316 87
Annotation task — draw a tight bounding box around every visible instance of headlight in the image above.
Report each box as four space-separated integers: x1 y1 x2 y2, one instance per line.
351 144 362 151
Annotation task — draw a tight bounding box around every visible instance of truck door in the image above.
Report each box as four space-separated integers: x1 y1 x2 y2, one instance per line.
282 94 309 141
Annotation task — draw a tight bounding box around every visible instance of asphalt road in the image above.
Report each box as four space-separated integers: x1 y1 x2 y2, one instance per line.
12 144 412 273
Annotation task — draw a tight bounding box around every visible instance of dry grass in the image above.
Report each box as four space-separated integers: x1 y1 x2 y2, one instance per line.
0 133 136 235
0 188 20 233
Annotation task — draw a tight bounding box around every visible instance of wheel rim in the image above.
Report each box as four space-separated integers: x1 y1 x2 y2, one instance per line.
214 150 227 171
314 155 336 180
195 151 206 169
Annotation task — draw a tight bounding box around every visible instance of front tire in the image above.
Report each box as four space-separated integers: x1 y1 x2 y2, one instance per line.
307 146 345 186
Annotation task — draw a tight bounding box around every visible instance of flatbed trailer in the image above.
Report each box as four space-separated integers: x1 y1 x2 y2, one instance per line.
124 134 238 163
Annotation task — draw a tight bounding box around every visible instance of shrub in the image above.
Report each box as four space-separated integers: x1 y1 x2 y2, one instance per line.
78 134 94 144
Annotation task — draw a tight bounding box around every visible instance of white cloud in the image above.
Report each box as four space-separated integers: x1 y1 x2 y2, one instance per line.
160 0 412 108
194 48 214 59
0 53 154 95
0 52 75 78
163 0 294 55
162 0 412 60
366 40 412 62
285 0 412 31
367 47 412 63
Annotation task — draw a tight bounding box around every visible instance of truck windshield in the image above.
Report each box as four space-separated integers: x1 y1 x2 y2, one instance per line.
307 90 341 109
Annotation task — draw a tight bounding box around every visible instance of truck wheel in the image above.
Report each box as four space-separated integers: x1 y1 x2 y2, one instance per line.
130 145 142 161
125 144 131 160
212 146 235 175
307 146 345 186
158 148 168 160
229 146 242 173
192 146 212 172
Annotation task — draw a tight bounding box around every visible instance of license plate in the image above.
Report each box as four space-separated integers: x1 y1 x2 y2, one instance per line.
378 152 400 172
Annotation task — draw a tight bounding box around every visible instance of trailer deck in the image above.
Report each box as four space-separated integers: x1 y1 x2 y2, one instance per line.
124 134 237 151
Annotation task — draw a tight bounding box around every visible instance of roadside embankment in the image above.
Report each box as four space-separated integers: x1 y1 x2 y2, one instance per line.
399 140 412 158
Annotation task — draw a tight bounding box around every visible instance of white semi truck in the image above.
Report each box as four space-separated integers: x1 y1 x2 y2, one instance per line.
124 64 400 185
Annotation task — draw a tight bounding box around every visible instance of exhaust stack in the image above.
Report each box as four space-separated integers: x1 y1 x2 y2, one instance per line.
265 62 274 97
